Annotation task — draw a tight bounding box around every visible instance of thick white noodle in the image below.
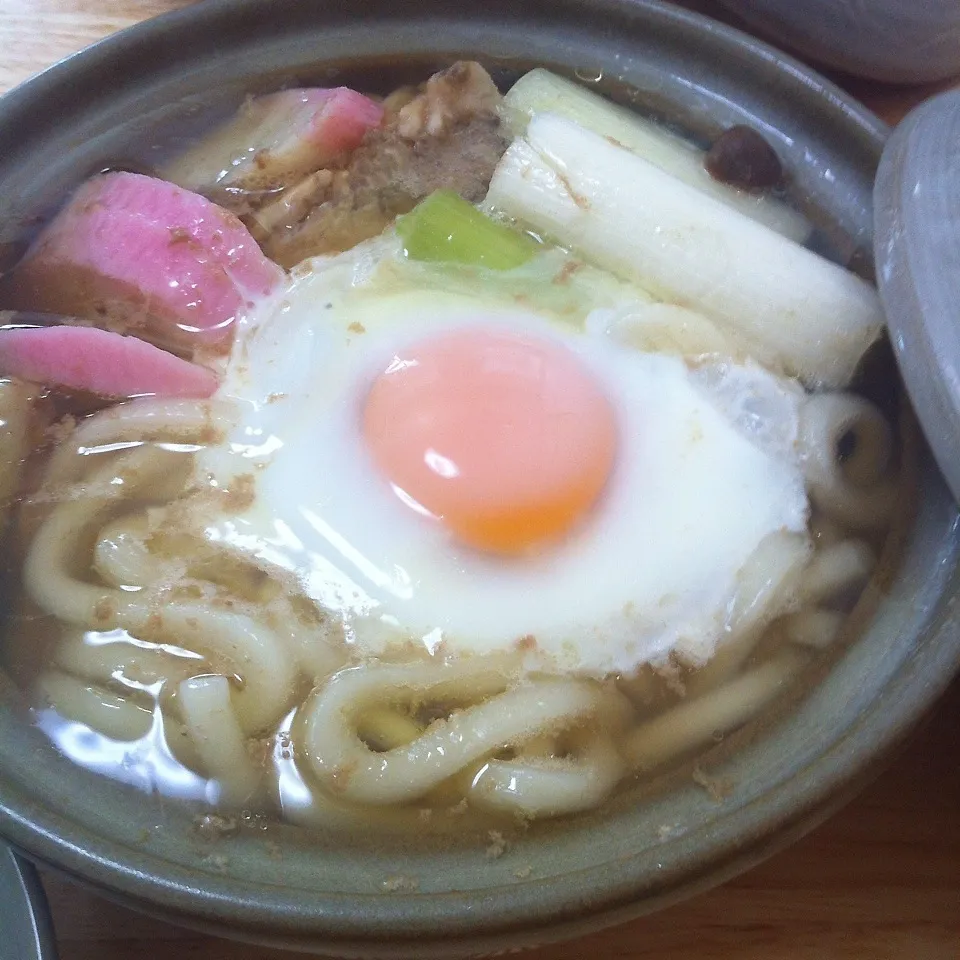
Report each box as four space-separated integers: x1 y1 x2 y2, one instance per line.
686 531 810 694
91 512 345 683
41 397 234 489
24 445 173 623
93 514 170 587
809 512 845 548
301 659 604 805
798 539 876 606
355 707 423 751
798 393 896 531
34 669 154 741
616 667 670 711
24 446 300 735
263 602 345 684
281 707 486 834
624 651 805 771
160 715 207 772
469 729 625 818
783 608 845 649
54 628 203 689
132 603 297 734
178 675 262 805
280 770 461 834
15 370 890 823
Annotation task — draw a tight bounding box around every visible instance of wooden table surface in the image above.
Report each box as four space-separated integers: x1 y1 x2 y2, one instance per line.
1 1 959 958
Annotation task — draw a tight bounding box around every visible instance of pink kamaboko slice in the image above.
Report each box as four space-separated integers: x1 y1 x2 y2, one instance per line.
0 325 218 398
2 171 283 348
163 87 385 193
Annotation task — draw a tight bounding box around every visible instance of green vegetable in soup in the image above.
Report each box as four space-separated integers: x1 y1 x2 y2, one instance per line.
397 190 537 270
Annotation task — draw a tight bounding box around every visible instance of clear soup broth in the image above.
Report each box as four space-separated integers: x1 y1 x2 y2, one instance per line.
0 56 909 844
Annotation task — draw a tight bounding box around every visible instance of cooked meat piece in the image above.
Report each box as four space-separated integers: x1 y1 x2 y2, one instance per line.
250 61 508 268
394 60 501 139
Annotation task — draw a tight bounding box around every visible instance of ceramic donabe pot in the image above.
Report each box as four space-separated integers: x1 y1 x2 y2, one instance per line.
0 1 957 957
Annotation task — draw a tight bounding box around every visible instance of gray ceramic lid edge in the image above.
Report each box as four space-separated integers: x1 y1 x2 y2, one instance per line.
874 89 960 503
0 845 58 960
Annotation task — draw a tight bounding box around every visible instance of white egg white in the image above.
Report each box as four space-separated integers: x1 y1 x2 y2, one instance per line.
193 237 809 676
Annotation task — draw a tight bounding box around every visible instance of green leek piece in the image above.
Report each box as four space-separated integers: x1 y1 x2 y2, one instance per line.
397 190 536 270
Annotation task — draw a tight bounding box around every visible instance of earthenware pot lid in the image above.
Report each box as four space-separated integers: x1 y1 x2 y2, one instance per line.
874 88 960 502
0 844 58 960
715 0 960 83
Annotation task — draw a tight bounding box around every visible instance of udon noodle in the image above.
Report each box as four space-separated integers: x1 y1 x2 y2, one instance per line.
0 63 905 836
0 384 902 830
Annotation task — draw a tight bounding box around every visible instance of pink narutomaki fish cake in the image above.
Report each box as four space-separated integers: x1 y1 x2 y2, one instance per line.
0 325 218 398
301 87 385 159
1 171 284 349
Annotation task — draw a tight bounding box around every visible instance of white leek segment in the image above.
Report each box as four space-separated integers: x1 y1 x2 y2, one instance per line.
485 114 884 388
500 68 811 243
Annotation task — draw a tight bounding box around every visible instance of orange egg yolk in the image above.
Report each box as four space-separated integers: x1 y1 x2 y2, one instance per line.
362 326 618 555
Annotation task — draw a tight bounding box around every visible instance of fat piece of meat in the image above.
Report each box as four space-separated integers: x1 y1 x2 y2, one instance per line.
250 61 508 268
